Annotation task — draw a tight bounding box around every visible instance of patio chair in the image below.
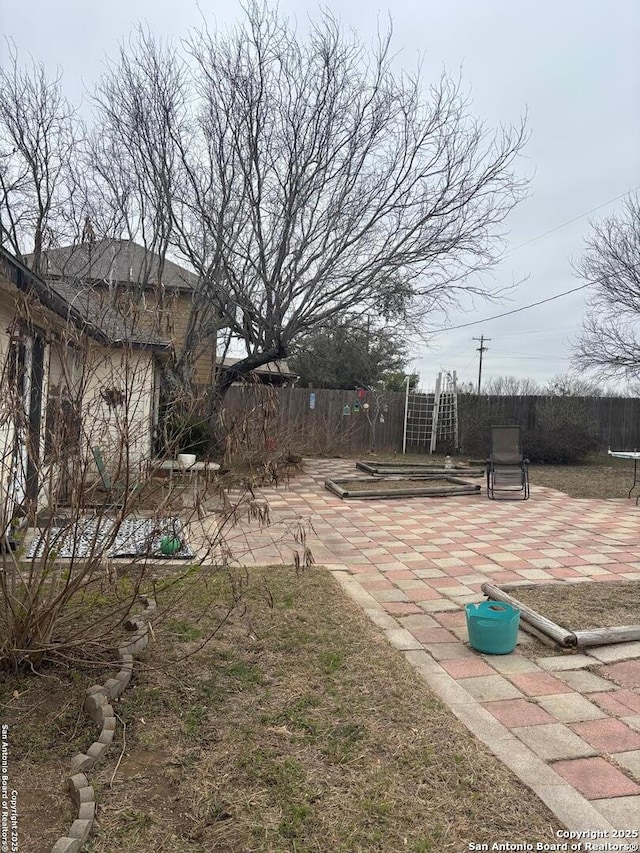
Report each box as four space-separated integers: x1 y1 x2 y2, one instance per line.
486 425 529 500
91 446 142 505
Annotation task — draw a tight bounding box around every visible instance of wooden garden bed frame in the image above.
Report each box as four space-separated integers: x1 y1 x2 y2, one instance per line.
325 476 481 500
355 461 484 477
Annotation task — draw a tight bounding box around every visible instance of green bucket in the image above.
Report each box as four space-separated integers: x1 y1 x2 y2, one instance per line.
160 535 182 556
465 601 520 655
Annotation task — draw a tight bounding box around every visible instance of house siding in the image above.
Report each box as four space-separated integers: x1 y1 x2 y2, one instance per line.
81 344 156 478
0 285 19 523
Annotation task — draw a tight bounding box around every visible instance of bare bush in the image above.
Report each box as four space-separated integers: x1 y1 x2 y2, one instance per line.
0 291 310 672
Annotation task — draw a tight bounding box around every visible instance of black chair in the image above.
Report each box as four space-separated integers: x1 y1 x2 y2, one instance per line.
486 425 529 500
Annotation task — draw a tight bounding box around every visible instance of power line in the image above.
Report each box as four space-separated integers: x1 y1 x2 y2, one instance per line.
488 354 572 361
506 185 640 255
431 282 591 333
428 185 640 335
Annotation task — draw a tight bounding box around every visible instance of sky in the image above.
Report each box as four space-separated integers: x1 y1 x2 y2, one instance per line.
3 0 640 391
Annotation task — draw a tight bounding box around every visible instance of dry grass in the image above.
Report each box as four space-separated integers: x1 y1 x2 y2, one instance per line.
506 580 640 633
1 662 113 851
357 451 639 501
4 566 561 852
528 455 638 500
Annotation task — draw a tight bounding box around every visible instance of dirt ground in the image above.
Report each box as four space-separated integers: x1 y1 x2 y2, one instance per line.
528 455 639 500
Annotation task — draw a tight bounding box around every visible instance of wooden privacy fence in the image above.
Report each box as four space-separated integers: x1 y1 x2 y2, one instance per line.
211 386 640 456
457 395 640 452
219 385 409 455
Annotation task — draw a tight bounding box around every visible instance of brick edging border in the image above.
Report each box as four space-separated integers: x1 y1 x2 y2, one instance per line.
50 595 157 853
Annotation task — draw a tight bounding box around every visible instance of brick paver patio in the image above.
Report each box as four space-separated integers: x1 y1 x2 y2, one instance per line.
224 458 640 831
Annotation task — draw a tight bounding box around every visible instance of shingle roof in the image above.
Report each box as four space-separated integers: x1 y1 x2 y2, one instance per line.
46 277 170 348
220 355 298 379
36 239 197 291
0 246 169 350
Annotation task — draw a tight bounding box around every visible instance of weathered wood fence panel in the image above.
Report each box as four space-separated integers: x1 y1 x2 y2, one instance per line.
457 395 640 451
214 386 640 455
219 385 408 454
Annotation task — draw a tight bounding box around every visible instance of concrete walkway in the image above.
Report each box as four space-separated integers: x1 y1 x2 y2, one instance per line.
231 459 640 833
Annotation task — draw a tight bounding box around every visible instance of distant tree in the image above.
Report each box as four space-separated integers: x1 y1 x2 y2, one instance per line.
482 375 542 396
289 319 408 389
544 372 603 397
573 194 640 380
381 371 420 392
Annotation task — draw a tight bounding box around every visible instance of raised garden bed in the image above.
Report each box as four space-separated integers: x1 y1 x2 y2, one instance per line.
325 476 481 499
355 461 484 477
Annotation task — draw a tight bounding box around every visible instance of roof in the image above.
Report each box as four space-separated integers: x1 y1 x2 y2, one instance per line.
220 356 298 381
0 246 169 350
47 277 170 349
33 239 197 291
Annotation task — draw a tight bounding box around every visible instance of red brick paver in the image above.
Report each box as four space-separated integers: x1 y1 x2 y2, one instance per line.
439 659 495 679
483 698 555 728
601 660 640 689
589 690 640 716
507 672 572 697
570 718 640 754
552 757 640 799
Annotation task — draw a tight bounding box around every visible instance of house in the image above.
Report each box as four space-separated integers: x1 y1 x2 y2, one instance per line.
35 239 221 388
36 239 298 390
218 356 298 387
0 246 168 525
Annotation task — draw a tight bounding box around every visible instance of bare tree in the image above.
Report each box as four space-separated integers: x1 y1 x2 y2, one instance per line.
482 375 542 396
91 5 528 438
543 371 604 397
0 42 79 274
573 194 640 379
89 29 186 294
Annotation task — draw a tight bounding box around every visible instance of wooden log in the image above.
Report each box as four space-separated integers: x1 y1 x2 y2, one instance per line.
497 582 548 592
572 625 640 648
481 583 576 647
517 620 562 650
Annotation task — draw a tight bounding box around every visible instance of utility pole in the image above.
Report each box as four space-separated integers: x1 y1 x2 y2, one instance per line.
472 335 491 394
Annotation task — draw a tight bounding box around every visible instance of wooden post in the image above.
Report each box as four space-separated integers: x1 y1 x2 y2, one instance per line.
430 372 442 455
481 583 576 647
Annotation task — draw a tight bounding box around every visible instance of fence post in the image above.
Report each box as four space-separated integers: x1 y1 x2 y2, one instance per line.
430 372 442 454
402 375 410 455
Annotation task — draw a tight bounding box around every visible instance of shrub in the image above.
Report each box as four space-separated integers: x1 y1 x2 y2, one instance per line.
524 397 601 464
459 395 602 465
163 414 214 458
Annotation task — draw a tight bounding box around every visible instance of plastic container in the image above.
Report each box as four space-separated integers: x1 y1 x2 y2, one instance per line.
465 601 520 654
160 535 182 556
177 453 196 468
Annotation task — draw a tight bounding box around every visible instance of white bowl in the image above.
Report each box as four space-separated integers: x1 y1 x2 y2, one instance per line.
177 453 196 468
